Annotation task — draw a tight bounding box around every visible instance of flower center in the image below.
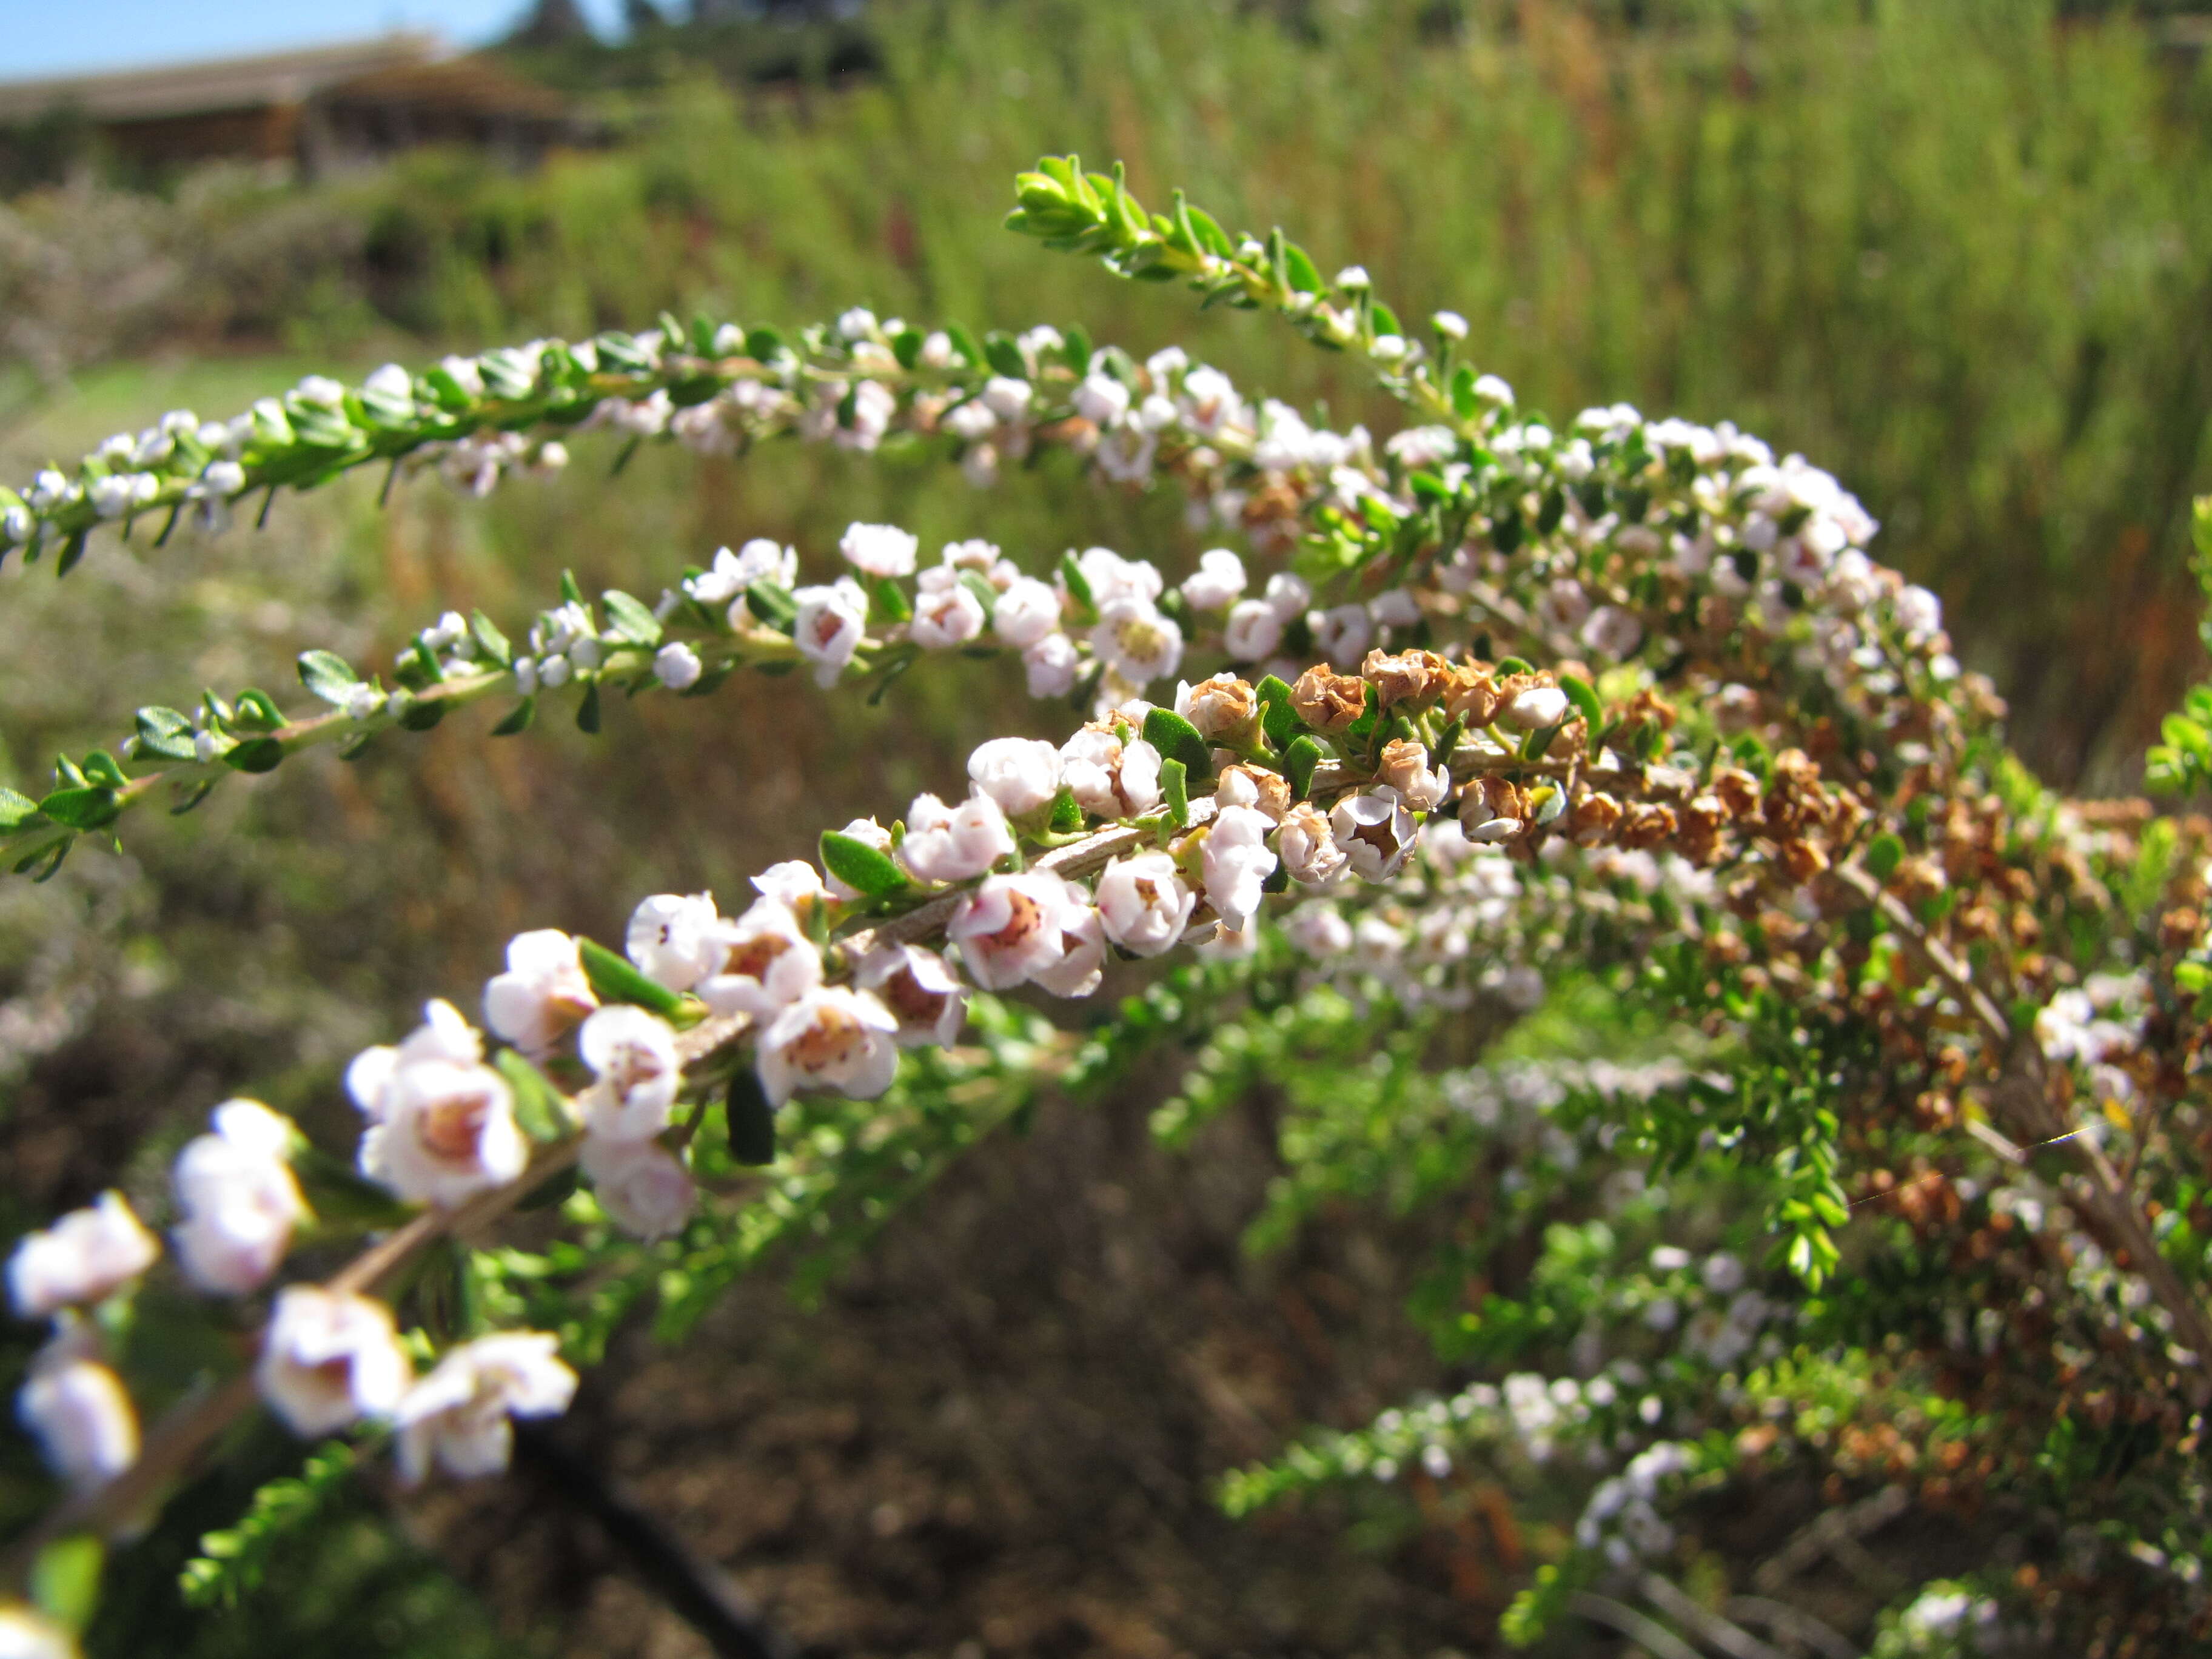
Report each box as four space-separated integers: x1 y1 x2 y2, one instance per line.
791 1008 865 1071
882 967 947 1025
725 933 790 980
985 890 1044 949
418 1090 490 1162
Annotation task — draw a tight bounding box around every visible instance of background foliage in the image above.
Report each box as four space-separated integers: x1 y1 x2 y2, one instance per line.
4 0 2210 1653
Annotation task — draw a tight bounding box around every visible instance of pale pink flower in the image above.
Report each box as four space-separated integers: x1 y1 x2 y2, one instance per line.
911 581 986 648
394 1332 577 1485
993 577 1063 648
968 737 1062 817
1094 853 1195 956
172 1101 306 1296
8 1193 159 1320
856 944 968 1048
1330 787 1418 881
483 930 598 1056
1276 802 1349 886
580 1134 695 1241
1202 804 1278 931
1021 632 1079 697
755 987 900 1106
577 1005 683 1142
900 791 1014 883
625 892 724 991
17 1329 138 1495
258 1287 413 1437
1032 883 1105 997
947 873 1071 990
1059 726 1163 818
839 521 919 578
351 1003 527 1207
791 578 868 687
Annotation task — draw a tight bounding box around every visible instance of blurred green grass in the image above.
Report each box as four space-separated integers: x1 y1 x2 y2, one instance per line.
5 0 2212 1652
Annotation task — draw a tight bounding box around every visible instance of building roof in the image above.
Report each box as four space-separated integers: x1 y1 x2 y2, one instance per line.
0 33 446 126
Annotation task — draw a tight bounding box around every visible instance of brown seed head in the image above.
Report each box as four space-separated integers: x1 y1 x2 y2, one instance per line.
1291 665 1369 732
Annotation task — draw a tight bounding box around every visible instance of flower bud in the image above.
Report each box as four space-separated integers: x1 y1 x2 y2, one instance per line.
968 738 1063 817
1290 666 1368 732
1181 549 1245 612
18 1330 138 1495
900 791 1016 883
258 1286 413 1437
1202 805 1279 932
993 577 1062 648
1504 684 1570 731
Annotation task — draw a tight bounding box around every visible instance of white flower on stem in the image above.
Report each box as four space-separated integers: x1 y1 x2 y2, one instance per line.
1202 805 1278 931
18 1330 137 1496
910 581 986 648
1222 598 1283 662
1181 548 1245 611
968 738 1062 817
577 1005 682 1142
1580 605 1644 661
1021 633 1079 697
822 818 893 900
697 897 822 1017
1331 788 1418 882
1370 588 1423 630
1286 900 1353 956
692 539 797 611
1432 310 1469 341
394 1331 577 1486
1377 739 1451 811
945 400 997 442
1092 597 1185 683
1335 264 1371 290
1474 373 1514 409
751 860 826 911
1503 685 1570 731
840 521 919 578
1312 603 1373 669
919 330 956 368
483 929 598 1056
653 642 703 690
836 306 879 341
947 873 1075 990
856 943 967 1048
7 1193 159 1321
579 1133 695 1241
1059 726 1163 818
791 578 869 688
1032 883 1107 997
258 1286 412 1437
626 892 724 991
1070 548 1162 608
1094 853 1195 956
171 1100 306 1296
993 577 1062 648
350 1002 528 1207
1073 374 1131 427
900 791 1014 883
1277 801 1349 886
982 377 1033 422
756 987 900 1106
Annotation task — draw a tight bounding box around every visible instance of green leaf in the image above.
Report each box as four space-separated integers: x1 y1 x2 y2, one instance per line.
492 1049 572 1142
743 326 785 363
0 786 42 833
1558 673 1604 732
223 737 285 774
1865 833 1905 884
891 327 924 369
745 581 798 632
78 749 127 788
297 649 360 703
600 588 663 647
469 610 513 667
725 1067 778 1167
36 786 119 830
1048 786 1084 833
983 332 1028 378
1282 240 1322 294
1284 736 1324 800
1450 364 1478 421
1256 674 1299 752
820 830 908 899
868 576 912 625
32 1534 104 1632
577 936 686 1017
169 778 218 816
558 568 585 606
1495 655 1533 677
1161 757 1189 827
289 1143 418 1227
1142 708 1212 778
958 569 1002 618
1057 551 1096 622
232 689 285 731
575 683 602 734
491 697 536 737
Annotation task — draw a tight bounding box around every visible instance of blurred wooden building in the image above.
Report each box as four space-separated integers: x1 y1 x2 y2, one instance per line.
0 34 596 177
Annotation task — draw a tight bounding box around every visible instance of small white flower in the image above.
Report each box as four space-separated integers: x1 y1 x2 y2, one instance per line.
17 1330 137 1496
840 521 919 579
1021 632 1080 697
947 872 1076 991
981 377 1033 421
1070 546 1164 608
856 944 967 1047
836 306 879 341
394 1331 576 1486
1073 374 1132 427
1331 787 1417 882
1276 802 1349 886
694 538 797 608
343 682 382 721
910 580 987 649
993 576 1062 647
1580 605 1643 661
1285 900 1353 955
900 791 1015 883
1335 265 1371 290
1432 310 1469 341
1503 685 1570 731
1059 726 1163 818
751 860 826 910
258 1287 413 1437
350 1004 528 1207
1031 882 1107 997
756 987 900 1106
1311 604 1373 669
919 330 956 368
7 1193 159 1321
1090 597 1183 686
1202 804 1278 931
626 892 724 991
697 897 823 1017
483 929 598 1056
1370 588 1423 629
654 642 703 690
1180 548 1245 612
1369 335 1409 364
1222 599 1284 662
1094 853 1195 956
580 1133 696 1241
577 1006 683 1142
792 579 869 687
171 1101 306 1296
968 737 1062 817
1473 373 1514 408
0 1603 75 1659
